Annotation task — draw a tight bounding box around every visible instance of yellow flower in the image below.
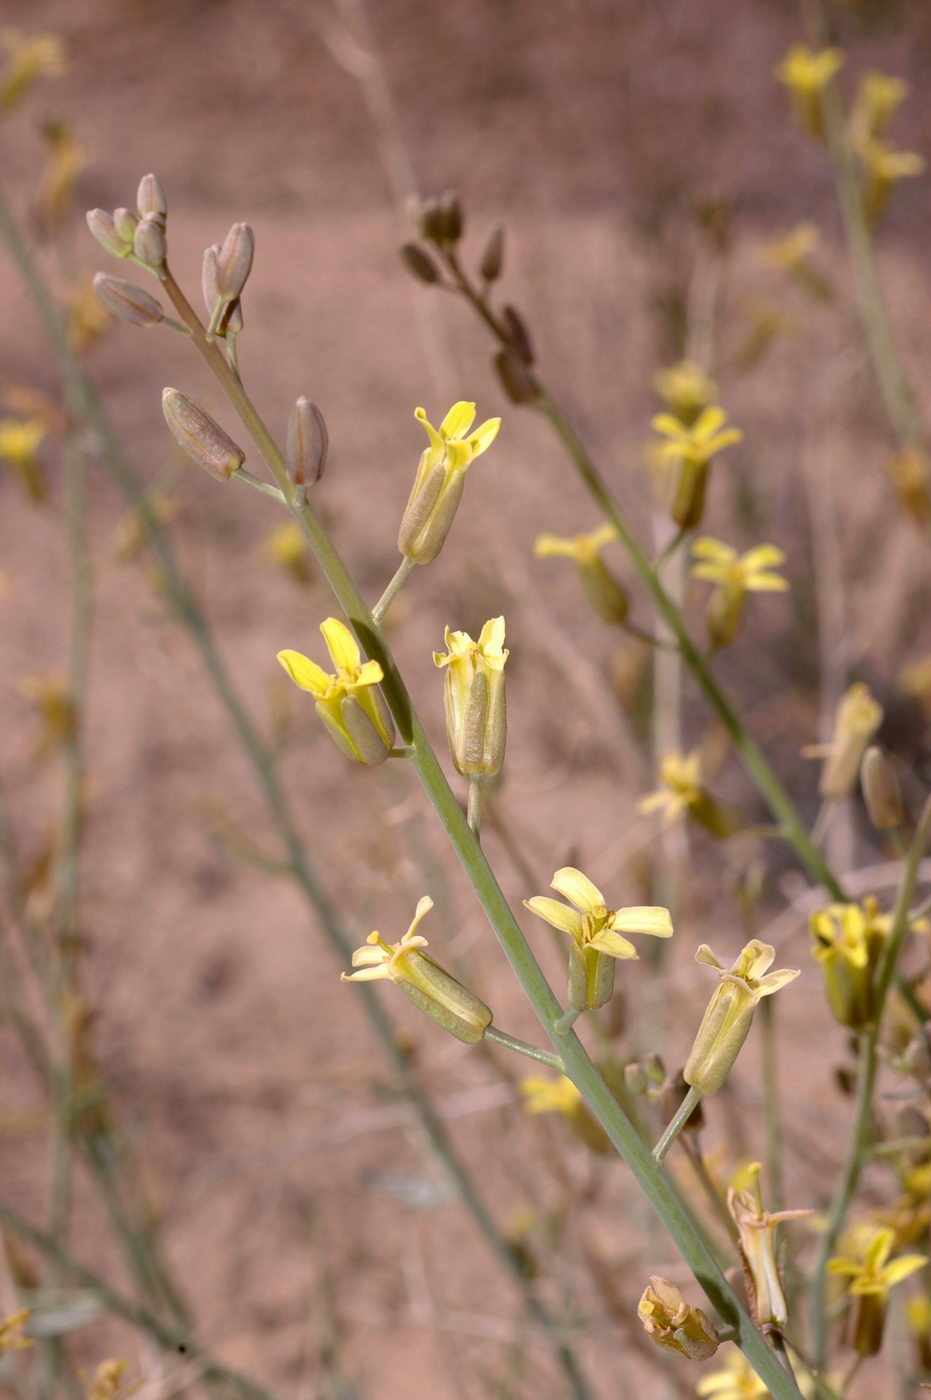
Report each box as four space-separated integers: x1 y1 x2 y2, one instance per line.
263 521 312 584
277 618 394 764
696 1347 768 1399
776 43 844 139
0 1309 31 1355
520 1074 582 1115
859 138 924 222
640 750 702 823
762 221 819 271
691 538 787 649
86 1359 129 1400
809 895 910 1028
727 1163 814 1327
20 671 75 761
851 72 908 145
651 406 743 530
398 401 501 563
816 681 882 799
0 416 47 501
653 360 717 426
433 616 508 777
534 523 628 624
341 896 492 1043
684 941 800 1096
827 1225 927 1355
638 1276 719 1361
525 866 672 1012
0 29 65 110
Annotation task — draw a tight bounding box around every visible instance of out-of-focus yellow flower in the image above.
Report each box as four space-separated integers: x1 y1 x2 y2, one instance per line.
263 521 312 584
0 416 47 501
827 1225 927 1355
86 1359 129 1400
398 401 501 563
433 616 508 778
684 942 800 1096
0 1309 31 1355
651 406 742 530
762 221 819 271
20 672 74 761
38 118 87 229
851 72 908 145
900 656 931 717
653 360 717 426
277 618 394 764
525 866 672 1013
887 446 931 525
341 896 493 1044
640 750 742 837
775 43 844 139
637 1276 719 1360
815 682 883 799
696 1346 768 1399
691 537 787 649
808 895 926 1028
520 1074 581 1115
860 138 924 222
906 1294 931 1371
534 523 628 624
0 29 65 110
68 277 112 353
727 1163 813 1327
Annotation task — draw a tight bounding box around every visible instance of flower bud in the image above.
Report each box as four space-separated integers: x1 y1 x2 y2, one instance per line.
161 389 245 481
438 189 463 242
819 682 883 799
434 617 508 778
400 242 441 284
133 213 166 271
136 172 167 221
480 225 505 282
86 209 130 259
113 207 138 244
202 244 243 336
494 348 536 404
93 273 164 327
684 942 799 1095
637 1277 719 1360
216 222 255 302
286 397 328 487
861 746 904 829
501 304 534 364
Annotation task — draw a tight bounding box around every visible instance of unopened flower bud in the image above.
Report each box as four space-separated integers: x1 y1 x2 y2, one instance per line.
414 196 446 243
861 746 904 829
216 222 255 302
434 617 508 778
136 172 167 221
113 207 138 244
438 189 463 242
93 273 164 327
161 388 245 481
637 1277 719 1360
133 213 167 271
643 1052 666 1086
624 1062 647 1095
819 682 883 799
202 244 243 336
480 225 505 282
86 209 130 259
494 348 536 404
286 397 328 487
400 242 441 285
501 304 534 364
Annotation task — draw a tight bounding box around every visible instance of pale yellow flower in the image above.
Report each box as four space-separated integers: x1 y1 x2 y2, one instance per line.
534 524 628 624
852 72 908 145
860 138 924 221
653 360 717 425
696 1347 768 1399
398 401 501 563
651 406 743 469
776 43 844 139
0 416 47 501
0 29 65 110
639 750 703 824
761 221 819 271
263 521 312 583
86 1359 129 1400
520 1074 582 1115
433 616 508 777
277 618 394 764
684 942 800 1095
691 538 788 648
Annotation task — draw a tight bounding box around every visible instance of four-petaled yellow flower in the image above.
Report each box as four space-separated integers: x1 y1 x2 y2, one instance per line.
809 895 910 1028
775 43 844 139
341 896 493 1043
651 406 743 530
525 867 672 1012
653 360 717 426
696 1347 768 1400
534 523 628 624
827 1225 928 1355
433 616 508 777
277 618 394 764
691 537 788 649
398 401 501 563
684 941 800 1096
640 750 702 823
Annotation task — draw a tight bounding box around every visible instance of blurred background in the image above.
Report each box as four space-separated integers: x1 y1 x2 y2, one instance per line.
2 0 931 1395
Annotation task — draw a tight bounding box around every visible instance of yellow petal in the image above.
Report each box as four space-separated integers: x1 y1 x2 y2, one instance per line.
477 615 507 657
650 413 686 440
534 533 577 558
524 896 583 938
550 866 605 913
692 536 736 562
276 648 329 695
320 618 361 673
414 406 443 456
611 906 674 938
440 401 476 440
757 967 801 996
694 406 727 439
881 1254 929 1287
467 416 501 457
348 659 385 689
340 965 389 982
588 928 638 959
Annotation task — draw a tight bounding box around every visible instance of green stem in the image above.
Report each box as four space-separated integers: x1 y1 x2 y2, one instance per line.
233 468 287 503
443 253 845 902
467 774 487 836
372 554 416 621
485 1027 564 1072
811 793 931 1366
652 1086 703 1162
151 261 804 1400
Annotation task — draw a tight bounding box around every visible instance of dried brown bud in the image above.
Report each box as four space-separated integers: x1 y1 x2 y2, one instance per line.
286 397 328 486
400 243 441 285
93 273 164 327
136 173 167 221
501 304 534 364
861 746 905 829
216 222 255 301
133 213 167 270
161 388 245 481
494 348 536 404
86 209 130 259
480 225 505 282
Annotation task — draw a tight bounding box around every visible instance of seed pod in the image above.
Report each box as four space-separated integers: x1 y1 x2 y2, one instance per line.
494 348 536 404
501 304 534 364
86 209 130 259
113 207 138 245
93 273 164 327
161 388 245 481
479 225 505 282
216 222 255 301
400 242 440 285
133 213 167 271
286 397 328 486
861 746 904 829
136 172 167 221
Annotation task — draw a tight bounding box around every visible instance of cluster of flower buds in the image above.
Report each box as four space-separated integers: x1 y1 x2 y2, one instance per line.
87 172 167 277
202 222 254 339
